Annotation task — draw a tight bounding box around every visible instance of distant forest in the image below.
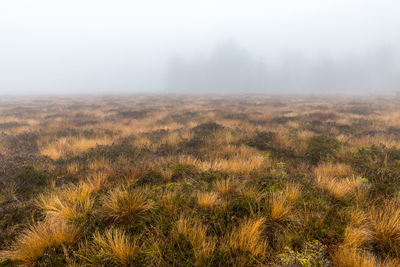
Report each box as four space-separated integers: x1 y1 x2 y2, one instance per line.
166 41 400 94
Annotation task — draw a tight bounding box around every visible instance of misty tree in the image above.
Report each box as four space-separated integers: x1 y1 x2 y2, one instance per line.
166 40 268 93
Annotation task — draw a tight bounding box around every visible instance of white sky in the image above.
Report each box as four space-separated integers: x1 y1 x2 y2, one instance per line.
0 0 399 94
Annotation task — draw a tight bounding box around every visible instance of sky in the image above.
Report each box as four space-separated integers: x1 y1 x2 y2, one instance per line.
0 0 399 95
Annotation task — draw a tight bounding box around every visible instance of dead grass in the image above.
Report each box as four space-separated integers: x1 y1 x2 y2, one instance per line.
313 162 353 178
283 183 302 203
2 218 79 265
214 178 237 197
37 184 94 222
174 216 216 264
228 217 267 257
332 247 378 267
315 175 366 199
196 192 220 209
343 226 373 248
369 200 400 255
93 228 140 265
40 136 114 159
102 186 153 222
269 193 292 222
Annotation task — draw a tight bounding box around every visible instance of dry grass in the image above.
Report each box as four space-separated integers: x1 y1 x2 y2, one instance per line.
332 246 398 267
343 226 373 248
315 175 366 199
84 172 108 193
369 200 400 255
313 162 353 178
66 162 80 174
102 186 153 222
332 247 378 267
269 193 292 222
283 183 302 203
93 228 140 265
88 157 111 171
214 178 237 197
2 219 79 265
160 190 177 214
40 136 114 159
196 192 220 209
228 217 267 257
198 155 269 174
37 184 94 221
174 216 216 264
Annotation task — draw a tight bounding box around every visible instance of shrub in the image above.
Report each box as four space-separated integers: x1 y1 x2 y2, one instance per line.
278 240 330 267
306 135 340 164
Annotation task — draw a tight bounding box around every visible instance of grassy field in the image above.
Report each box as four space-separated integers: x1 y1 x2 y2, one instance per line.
1 95 400 266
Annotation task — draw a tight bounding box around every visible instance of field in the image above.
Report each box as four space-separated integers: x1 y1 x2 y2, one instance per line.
1 95 400 266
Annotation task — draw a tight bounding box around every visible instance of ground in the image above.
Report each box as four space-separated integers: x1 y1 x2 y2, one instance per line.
1 95 400 266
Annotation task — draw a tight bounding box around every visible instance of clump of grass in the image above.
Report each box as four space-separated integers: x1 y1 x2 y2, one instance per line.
284 183 302 203
269 193 292 222
343 226 373 248
332 247 383 267
84 171 108 193
196 192 220 209
3 218 79 265
102 186 153 222
66 162 80 174
228 217 267 257
214 178 237 197
161 190 177 214
88 157 111 171
174 216 216 264
342 208 373 248
93 228 140 265
369 200 400 255
313 162 353 178
37 184 94 222
315 175 366 199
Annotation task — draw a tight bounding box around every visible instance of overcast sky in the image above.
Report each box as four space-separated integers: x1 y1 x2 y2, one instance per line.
1 0 399 95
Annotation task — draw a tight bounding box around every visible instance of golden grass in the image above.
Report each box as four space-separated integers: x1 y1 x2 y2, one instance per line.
181 154 269 175
93 228 139 265
66 162 79 174
102 186 153 222
3 219 79 265
369 200 400 255
161 190 177 214
37 184 94 222
88 157 111 171
283 183 302 203
269 193 292 222
174 216 216 264
214 178 237 197
313 162 353 178
84 172 108 193
196 192 220 209
228 217 267 257
332 247 380 267
40 136 114 159
343 226 373 248
315 175 366 199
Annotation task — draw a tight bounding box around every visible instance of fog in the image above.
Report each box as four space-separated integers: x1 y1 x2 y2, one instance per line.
1 0 399 95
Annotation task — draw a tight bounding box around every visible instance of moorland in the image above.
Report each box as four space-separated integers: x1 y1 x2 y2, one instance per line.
1 95 400 266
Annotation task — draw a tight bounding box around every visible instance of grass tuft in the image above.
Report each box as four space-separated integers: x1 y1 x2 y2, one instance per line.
93 228 140 265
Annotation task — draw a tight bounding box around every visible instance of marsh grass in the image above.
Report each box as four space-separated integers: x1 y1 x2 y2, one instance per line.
93 228 140 265
3 96 400 266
